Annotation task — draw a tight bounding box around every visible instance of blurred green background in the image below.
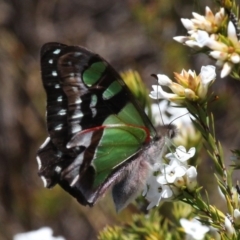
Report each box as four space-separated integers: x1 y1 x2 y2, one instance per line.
1 0 240 239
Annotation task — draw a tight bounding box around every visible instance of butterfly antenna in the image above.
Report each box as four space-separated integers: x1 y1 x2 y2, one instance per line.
168 112 190 126
151 74 165 126
157 99 165 126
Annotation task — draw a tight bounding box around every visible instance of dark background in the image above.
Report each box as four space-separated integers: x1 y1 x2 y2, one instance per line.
0 0 240 239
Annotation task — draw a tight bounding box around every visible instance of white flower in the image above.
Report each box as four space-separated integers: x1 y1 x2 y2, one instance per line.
175 146 196 162
143 175 174 210
199 65 216 83
158 159 187 184
194 30 209 47
227 20 239 45
181 18 195 30
230 53 240 63
180 218 210 240
173 30 209 49
234 209 240 225
13 227 65 240
221 62 233 78
186 166 198 191
225 216 235 237
197 65 216 99
165 146 196 163
187 30 210 48
157 74 172 86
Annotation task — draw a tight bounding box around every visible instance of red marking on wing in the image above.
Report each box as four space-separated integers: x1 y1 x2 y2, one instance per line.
75 124 151 144
79 125 106 134
139 125 151 143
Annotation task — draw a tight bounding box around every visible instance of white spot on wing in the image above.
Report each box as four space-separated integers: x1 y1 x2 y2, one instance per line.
36 156 42 170
90 94 97 107
53 49 61 54
92 108 97 118
75 98 82 104
71 125 82 134
70 175 79 187
41 176 47 187
54 124 63 130
52 71 58 76
57 96 63 102
55 166 62 173
58 109 66 115
56 151 63 158
39 137 50 150
71 111 83 119
48 59 53 64
55 84 60 89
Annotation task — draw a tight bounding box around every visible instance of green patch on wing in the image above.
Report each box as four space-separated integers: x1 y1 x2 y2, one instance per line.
102 80 123 100
82 61 106 87
92 103 149 187
115 102 146 126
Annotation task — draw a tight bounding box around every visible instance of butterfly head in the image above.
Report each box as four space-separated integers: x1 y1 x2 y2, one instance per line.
155 124 177 142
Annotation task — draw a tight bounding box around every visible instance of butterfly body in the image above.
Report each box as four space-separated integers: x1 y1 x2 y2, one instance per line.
37 42 173 211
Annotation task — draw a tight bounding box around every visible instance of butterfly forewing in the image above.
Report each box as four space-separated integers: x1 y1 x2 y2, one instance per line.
37 42 157 207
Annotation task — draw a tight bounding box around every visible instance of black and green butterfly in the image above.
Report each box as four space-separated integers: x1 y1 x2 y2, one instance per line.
37 42 175 211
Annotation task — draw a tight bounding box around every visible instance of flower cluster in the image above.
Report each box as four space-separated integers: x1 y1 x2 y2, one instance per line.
174 7 225 46
149 65 216 104
143 146 197 210
174 6 240 78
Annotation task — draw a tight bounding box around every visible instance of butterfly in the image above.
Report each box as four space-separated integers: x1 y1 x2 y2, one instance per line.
37 42 176 211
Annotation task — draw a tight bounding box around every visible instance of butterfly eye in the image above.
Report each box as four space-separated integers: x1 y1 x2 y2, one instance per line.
169 129 176 139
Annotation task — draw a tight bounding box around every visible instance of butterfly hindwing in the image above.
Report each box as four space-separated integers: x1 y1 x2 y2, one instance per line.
37 42 158 209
